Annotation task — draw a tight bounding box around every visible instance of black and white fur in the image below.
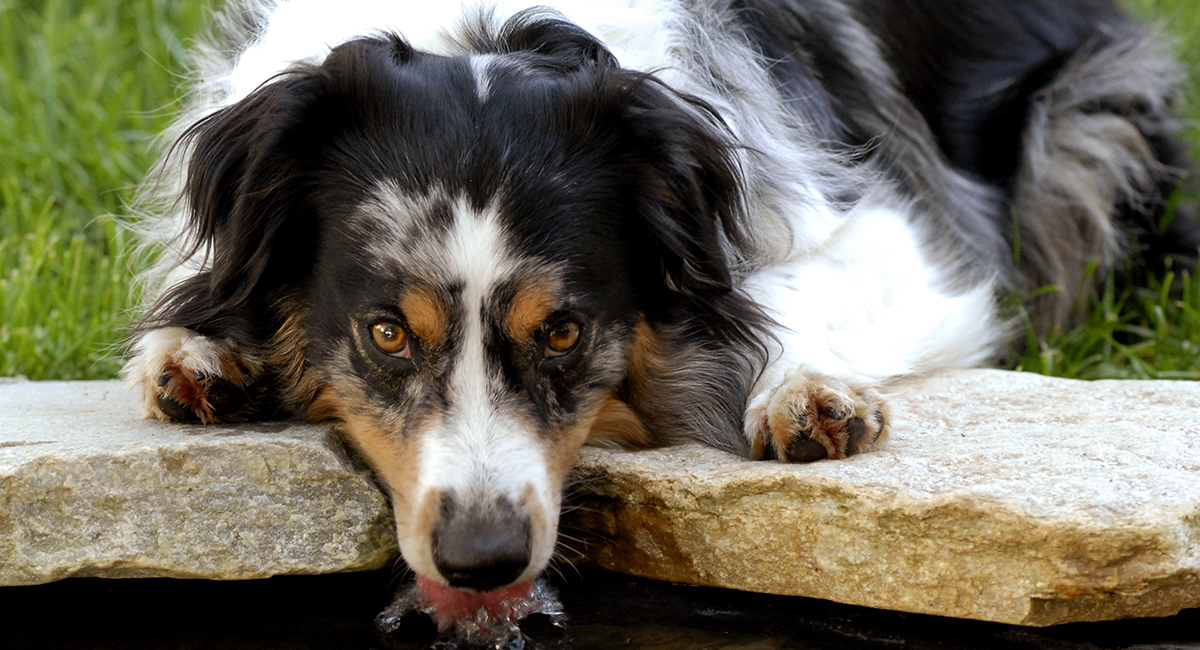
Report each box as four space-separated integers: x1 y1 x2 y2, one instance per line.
125 0 1197 597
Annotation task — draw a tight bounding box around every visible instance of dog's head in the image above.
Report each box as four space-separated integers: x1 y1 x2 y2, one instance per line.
171 16 747 594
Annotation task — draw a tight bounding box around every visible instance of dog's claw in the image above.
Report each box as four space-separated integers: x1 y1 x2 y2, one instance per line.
845 417 868 450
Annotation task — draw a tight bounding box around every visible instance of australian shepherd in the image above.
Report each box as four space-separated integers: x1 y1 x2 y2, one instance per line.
125 0 1197 619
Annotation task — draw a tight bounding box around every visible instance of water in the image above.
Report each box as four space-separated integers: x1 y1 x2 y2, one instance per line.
1 568 1196 649
375 577 567 649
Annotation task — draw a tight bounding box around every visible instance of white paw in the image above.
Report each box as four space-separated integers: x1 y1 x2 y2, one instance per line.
124 327 261 423
744 368 889 461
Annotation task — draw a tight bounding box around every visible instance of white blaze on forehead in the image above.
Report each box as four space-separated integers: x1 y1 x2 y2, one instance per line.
357 187 554 511
424 196 554 506
469 54 498 102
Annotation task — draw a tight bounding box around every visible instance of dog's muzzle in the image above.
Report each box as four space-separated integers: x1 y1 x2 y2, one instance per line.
431 492 532 591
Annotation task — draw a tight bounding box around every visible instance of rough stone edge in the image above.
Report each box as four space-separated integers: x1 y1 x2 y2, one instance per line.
0 443 398 585
562 445 1200 627
4 377 1198 627
1 412 397 586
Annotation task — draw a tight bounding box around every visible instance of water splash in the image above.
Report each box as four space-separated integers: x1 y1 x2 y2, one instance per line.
376 577 567 649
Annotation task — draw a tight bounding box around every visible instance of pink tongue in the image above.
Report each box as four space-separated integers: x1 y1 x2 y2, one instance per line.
416 574 536 630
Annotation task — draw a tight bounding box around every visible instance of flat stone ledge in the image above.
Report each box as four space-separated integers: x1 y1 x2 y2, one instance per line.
563 370 1200 626
2 372 1198 626
0 380 396 585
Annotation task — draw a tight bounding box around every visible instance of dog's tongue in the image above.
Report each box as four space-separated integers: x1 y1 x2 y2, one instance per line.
415 574 536 631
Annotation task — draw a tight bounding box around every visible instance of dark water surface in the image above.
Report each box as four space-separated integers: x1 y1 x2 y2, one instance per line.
1 568 1196 649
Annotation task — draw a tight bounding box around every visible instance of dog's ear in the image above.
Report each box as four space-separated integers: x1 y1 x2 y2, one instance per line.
494 16 748 300
622 77 748 299
177 71 319 312
157 36 413 327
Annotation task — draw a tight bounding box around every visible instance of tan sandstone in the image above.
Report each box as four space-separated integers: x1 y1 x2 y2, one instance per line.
563 369 1200 626
0 380 395 585
2 371 1198 626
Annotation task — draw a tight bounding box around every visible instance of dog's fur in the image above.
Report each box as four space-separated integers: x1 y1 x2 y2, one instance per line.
125 0 1198 595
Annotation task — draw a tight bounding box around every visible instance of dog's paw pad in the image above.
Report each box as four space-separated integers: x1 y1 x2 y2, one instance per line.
126 327 259 424
747 370 888 462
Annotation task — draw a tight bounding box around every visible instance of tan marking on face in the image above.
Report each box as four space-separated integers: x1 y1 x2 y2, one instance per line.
265 305 329 418
588 393 650 447
336 406 421 501
305 387 346 423
327 385 445 577
624 318 660 394
522 481 551 557
409 486 444 571
400 284 450 345
543 398 609 484
505 278 556 343
308 385 403 491
613 317 670 444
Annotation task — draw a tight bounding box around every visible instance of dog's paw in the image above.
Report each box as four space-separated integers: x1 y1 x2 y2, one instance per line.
744 369 889 462
125 327 261 424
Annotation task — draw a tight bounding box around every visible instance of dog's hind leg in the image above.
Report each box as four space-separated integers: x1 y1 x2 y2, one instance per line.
1010 29 1196 330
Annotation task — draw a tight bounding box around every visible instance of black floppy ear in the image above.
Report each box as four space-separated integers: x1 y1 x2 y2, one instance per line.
177 71 319 313
172 35 419 320
140 70 321 335
496 15 748 298
624 76 748 298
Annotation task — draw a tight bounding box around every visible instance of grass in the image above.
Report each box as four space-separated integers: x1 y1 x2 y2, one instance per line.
1006 263 1200 379
0 0 1197 382
1008 0 1200 379
0 0 208 379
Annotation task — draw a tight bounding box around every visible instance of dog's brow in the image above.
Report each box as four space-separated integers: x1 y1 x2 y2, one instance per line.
401 284 451 344
505 278 556 343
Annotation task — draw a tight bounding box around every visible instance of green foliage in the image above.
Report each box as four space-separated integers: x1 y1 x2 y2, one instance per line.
0 0 208 379
1125 0 1200 160
0 0 1197 381
1008 262 1200 379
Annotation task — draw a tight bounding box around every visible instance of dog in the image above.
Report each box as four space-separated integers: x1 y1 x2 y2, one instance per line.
125 0 1198 611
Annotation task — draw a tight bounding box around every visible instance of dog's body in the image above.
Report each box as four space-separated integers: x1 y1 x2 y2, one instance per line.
126 0 1196 604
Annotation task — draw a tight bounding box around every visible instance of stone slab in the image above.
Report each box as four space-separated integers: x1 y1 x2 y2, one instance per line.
0 380 395 585
563 369 1200 626
2 372 1198 626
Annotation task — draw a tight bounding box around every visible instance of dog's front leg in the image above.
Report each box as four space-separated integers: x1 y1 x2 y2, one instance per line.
743 368 890 461
125 327 263 423
736 207 998 462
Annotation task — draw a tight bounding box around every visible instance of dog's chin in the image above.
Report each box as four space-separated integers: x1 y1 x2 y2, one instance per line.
416 573 538 630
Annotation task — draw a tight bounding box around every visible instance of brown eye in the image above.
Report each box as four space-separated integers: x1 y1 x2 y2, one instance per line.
545 321 581 357
370 321 411 358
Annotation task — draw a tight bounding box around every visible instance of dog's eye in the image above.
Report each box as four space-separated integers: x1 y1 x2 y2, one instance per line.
370 321 411 358
545 321 581 357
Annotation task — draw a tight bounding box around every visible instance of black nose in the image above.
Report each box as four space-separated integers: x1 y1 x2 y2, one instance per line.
431 494 532 592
